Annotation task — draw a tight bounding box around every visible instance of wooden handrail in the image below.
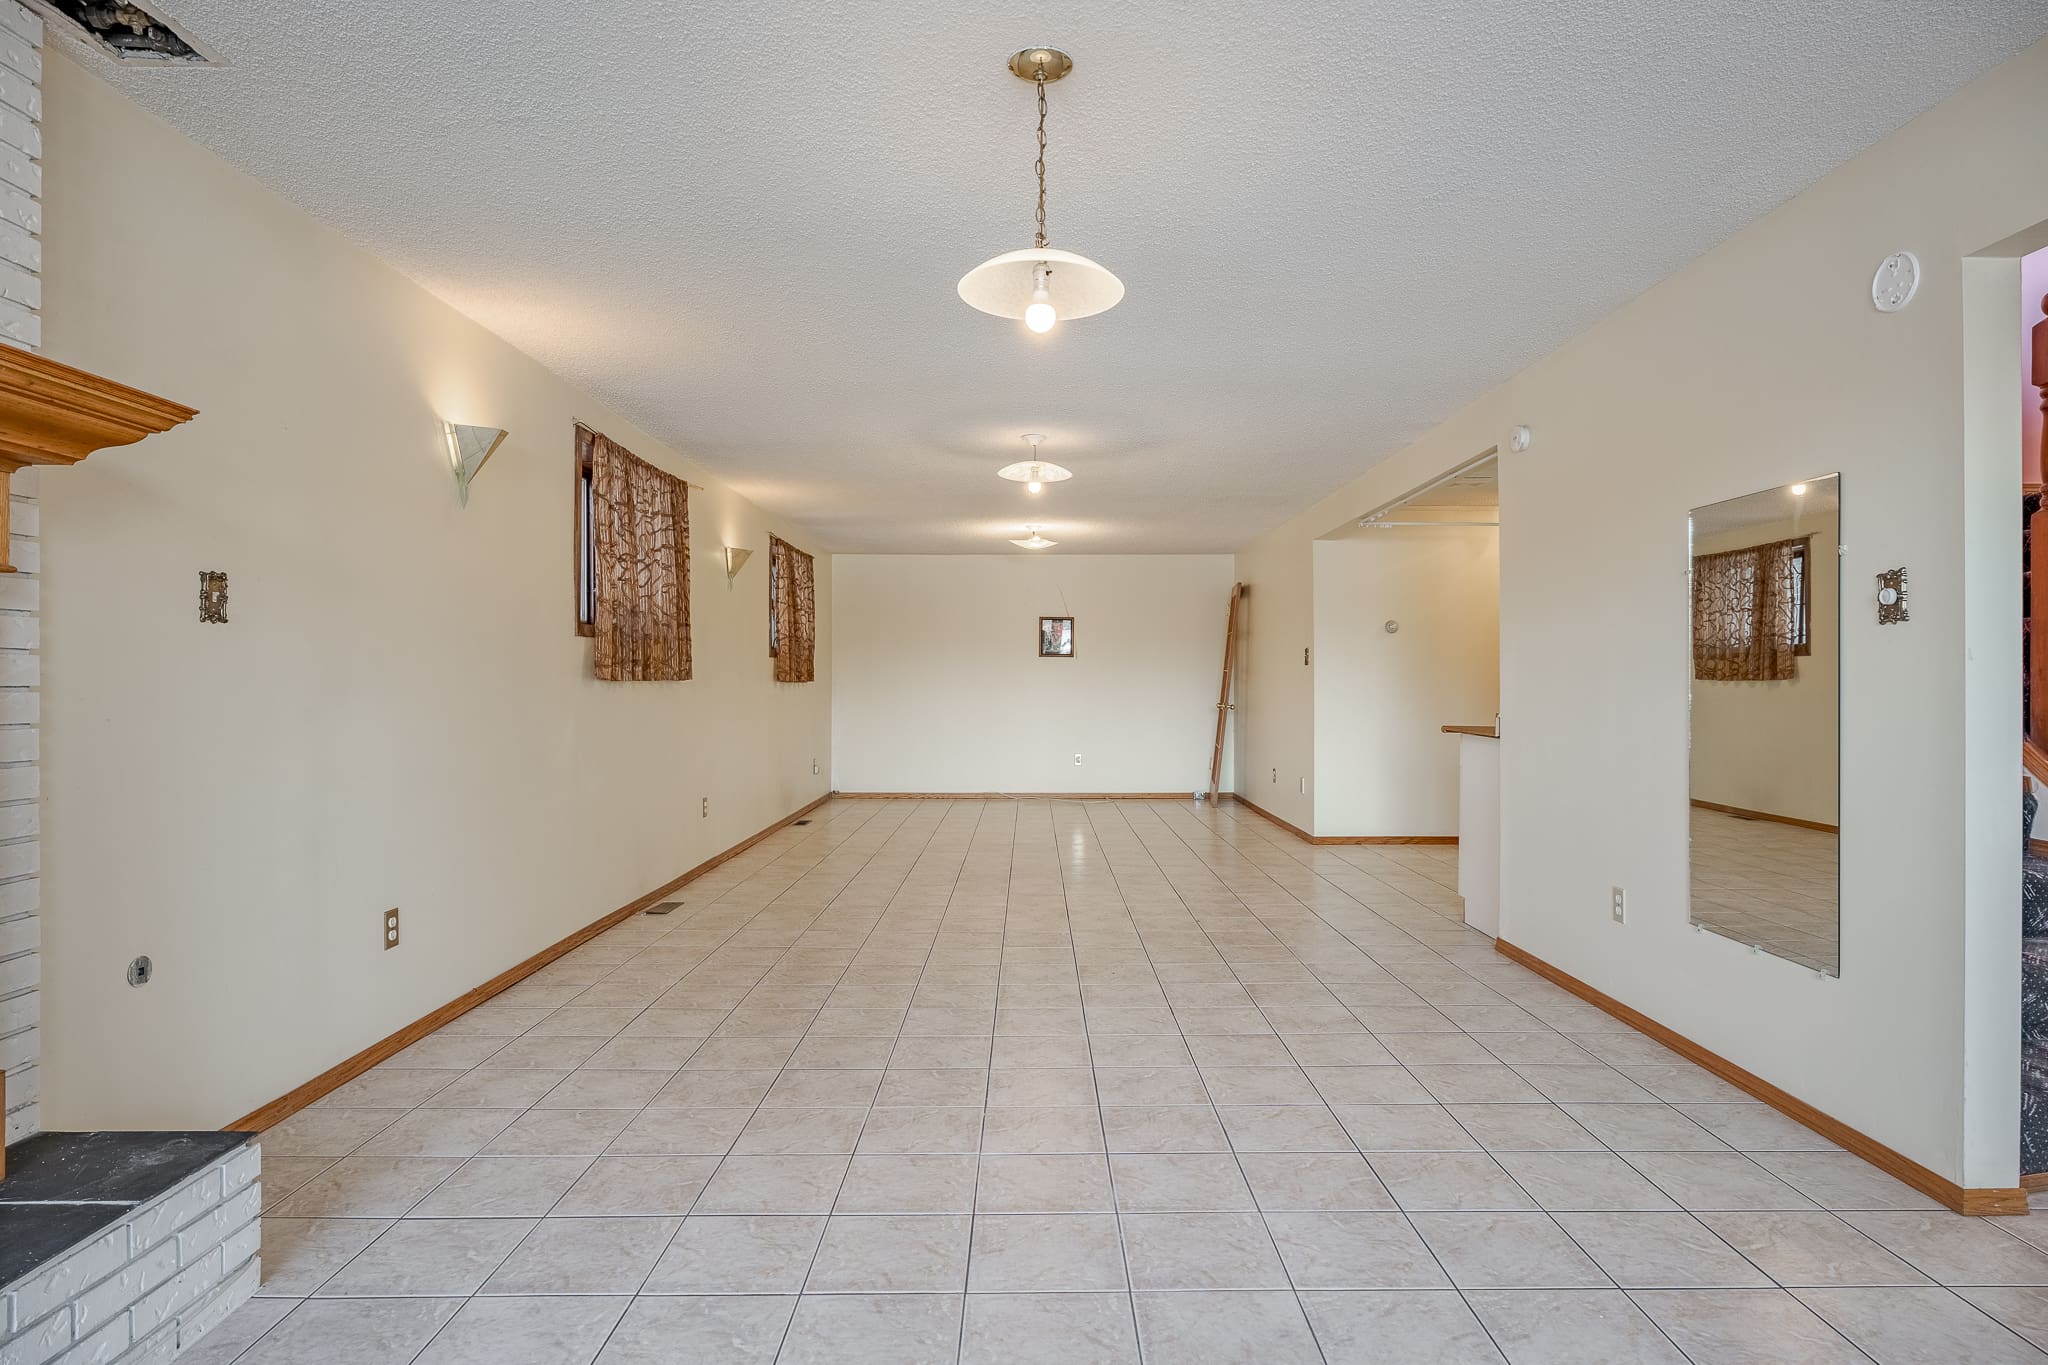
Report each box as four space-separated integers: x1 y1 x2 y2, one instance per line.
2028 737 2048 789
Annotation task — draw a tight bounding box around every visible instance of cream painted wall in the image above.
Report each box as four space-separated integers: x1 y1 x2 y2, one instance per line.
35 55 831 1129
1312 529 1499 838
1232 531 1315 826
1236 39 2048 1187
832 555 1234 795
1690 510 1841 827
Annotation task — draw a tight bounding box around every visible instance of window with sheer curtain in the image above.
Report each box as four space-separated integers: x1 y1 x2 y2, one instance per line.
1692 535 1809 682
576 424 691 681
768 534 815 683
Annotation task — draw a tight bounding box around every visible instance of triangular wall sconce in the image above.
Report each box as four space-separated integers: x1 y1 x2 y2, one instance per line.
725 545 753 581
444 421 507 506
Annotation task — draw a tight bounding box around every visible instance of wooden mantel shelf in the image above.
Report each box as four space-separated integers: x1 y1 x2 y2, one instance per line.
1442 724 1499 738
0 346 197 572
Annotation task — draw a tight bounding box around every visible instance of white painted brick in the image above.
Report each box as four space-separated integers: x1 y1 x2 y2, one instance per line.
0 840 38 879
0 691 36 725
216 1220 258 1279
0 765 36 801
50 1317 123 1365
8 499 36 537
0 259 30 310
0 298 34 351
0 804 37 840
0 105 36 161
3 1098 37 1143
0 908 33 952
0 28 35 82
69 1241 172 1338
10 1227 125 1333
174 1259 257 1355
0 211 32 270
0 1306 69 1365
127 1173 220 1255
4 537 36 574
119 1325 173 1365
0 140 31 198
173 1187 257 1266
220 1147 260 1198
2 1056 34 1103
0 577 34 612
0 1024 35 1069
126 1249 218 1342
0 652 35 687
0 4 39 46
0 876 37 915
0 65 36 122
0 949 37 993
0 987 32 1033
11 467 34 498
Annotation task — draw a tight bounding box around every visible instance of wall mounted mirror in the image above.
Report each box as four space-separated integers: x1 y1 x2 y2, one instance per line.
1688 475 1841 975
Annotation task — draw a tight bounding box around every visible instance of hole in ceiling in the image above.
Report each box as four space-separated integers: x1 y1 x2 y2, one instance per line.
39 1 214 64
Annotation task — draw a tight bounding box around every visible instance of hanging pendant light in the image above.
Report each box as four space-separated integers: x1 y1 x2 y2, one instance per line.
958 48 1124 333
997 432 1073 494
1010 524 1058 549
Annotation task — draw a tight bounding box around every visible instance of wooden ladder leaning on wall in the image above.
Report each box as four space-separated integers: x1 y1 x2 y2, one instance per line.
1209 583 1247 804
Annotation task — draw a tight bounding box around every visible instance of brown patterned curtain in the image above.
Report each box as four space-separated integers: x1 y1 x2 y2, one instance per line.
1693 536 1806 682
586 426 691 682
770 534 816 683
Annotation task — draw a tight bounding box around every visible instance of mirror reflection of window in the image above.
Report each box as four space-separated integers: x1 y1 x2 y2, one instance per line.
1687 476 1841 977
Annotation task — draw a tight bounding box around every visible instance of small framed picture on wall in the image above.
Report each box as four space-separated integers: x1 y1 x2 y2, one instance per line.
1039 616 1075 657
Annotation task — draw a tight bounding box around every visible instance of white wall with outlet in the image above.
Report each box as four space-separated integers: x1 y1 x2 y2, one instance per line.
32 55 832 1129
1312 527 1498 838
832 554 1236 795
1232 41 2048 1191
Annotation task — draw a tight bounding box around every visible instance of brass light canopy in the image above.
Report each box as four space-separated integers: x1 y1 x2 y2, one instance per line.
1008 47 1072 81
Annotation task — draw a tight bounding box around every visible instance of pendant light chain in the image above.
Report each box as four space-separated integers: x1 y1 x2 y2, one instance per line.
1033 68 1049 249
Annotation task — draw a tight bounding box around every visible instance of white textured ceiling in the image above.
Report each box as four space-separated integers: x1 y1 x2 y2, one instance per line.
81 2 2047 553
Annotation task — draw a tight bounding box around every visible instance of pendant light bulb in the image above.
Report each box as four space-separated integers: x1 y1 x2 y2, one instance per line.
1024 268 1056 334
1027 463 1044 494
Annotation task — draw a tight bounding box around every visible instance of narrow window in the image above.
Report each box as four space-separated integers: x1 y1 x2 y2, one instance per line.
574 429 596 637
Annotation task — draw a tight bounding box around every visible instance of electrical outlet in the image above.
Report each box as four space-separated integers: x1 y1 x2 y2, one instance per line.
1611 887 1625 923
701 797 709 818
1074 753 1083 766
384 907 401 950
812 760 820 775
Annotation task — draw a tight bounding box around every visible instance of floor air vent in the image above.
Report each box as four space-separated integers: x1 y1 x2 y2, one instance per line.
36 1 217 64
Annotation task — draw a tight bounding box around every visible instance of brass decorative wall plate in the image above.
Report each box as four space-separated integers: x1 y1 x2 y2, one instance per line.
199 570 227 623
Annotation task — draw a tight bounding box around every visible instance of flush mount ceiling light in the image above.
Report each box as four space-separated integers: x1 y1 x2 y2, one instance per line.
997 432 1073 494
958 48 1124 335
1010 524 1058 549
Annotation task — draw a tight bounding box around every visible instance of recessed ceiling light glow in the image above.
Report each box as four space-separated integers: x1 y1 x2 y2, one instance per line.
958 48 1124 335
997 432 1073 494
1010 524 1058 549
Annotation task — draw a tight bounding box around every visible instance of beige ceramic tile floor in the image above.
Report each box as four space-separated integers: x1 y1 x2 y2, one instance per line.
189 797 2048 1364
1689 809 1840 976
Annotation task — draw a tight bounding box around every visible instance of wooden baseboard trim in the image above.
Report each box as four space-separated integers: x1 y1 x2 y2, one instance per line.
830 791 1198 801
1495 937 2026 1216
2021 1171 2048 1194
225 793 833 1133
1229 794 1456 846
1689 799 1838 835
